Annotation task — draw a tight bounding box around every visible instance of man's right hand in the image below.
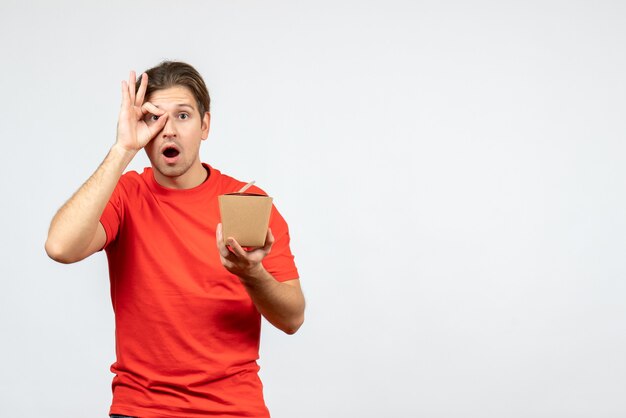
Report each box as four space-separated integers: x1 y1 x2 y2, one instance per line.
116 71 169 153
46 71 166 264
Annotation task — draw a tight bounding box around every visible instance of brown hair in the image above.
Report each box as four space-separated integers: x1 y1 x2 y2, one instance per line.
137 61 210 115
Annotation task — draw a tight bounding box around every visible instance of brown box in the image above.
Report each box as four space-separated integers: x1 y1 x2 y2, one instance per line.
218 193 273 247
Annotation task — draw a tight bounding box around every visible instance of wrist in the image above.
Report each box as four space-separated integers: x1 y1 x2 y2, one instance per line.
239 264 269 286
110 143 138 164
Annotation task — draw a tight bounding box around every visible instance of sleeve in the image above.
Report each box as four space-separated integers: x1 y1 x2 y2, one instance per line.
99 178 125 250
262 205 300 282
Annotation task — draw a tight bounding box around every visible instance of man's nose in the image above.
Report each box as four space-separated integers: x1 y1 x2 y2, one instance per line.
162 114 176 137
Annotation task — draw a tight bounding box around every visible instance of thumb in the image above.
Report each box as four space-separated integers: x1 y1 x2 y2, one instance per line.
263 228 274 254
147 113 168 138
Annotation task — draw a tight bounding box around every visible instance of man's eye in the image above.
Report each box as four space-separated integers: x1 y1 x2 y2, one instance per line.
151 115 160 121
179 113 189 120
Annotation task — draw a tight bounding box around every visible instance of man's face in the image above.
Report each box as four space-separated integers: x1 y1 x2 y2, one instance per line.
144 85 210 187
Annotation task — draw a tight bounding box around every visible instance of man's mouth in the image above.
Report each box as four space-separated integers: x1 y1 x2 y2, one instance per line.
163 146 180 158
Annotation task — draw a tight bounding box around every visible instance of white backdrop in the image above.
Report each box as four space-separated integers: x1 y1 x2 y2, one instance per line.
1 1 625 417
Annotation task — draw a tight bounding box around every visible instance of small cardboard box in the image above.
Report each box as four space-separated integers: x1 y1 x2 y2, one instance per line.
218 193 273 247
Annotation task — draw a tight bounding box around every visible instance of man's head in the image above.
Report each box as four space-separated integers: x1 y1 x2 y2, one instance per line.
137 61 212 189
137 61 210 117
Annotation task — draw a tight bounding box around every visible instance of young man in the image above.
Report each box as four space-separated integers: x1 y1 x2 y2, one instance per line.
45 61 305 418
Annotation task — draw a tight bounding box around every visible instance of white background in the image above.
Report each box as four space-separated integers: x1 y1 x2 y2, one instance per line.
1 1 625 417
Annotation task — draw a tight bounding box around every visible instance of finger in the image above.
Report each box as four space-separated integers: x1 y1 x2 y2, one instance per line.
220 258 234 270
262 228 275 253
216 223 224 248
216 223 223 244
135 73 148 106
216 223 231 258
121 80 130 106
147 113 168 139
129 71 136 105
227 237 248 259
141 102 165 116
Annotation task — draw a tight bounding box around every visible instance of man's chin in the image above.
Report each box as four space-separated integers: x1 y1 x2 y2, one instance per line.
152 161 189 179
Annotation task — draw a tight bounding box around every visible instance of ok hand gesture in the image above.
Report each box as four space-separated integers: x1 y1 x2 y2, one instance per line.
116 71 168 152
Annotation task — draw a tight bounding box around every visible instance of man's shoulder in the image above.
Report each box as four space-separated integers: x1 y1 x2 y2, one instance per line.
119 169 145 187
211 166 249 192
120 169 143 180
112 169 149 197
211 166 269 196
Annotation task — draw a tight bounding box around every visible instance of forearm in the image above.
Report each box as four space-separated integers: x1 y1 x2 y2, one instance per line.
240 267 305 335
45 144 136 262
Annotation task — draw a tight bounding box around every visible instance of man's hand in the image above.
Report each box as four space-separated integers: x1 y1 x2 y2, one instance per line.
215 223 305 334
46 72 163 263
216 223 274 281
116 71 168 153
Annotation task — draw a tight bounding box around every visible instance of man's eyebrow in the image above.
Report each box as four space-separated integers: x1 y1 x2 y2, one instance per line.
152 103 196 110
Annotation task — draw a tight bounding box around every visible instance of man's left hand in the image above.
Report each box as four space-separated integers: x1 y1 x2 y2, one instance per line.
216 223 274 281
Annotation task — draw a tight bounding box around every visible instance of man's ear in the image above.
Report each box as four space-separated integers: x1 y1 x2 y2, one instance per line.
201 112 211 140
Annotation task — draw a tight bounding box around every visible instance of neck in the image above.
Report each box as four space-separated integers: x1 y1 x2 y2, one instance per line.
153 161 208 190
